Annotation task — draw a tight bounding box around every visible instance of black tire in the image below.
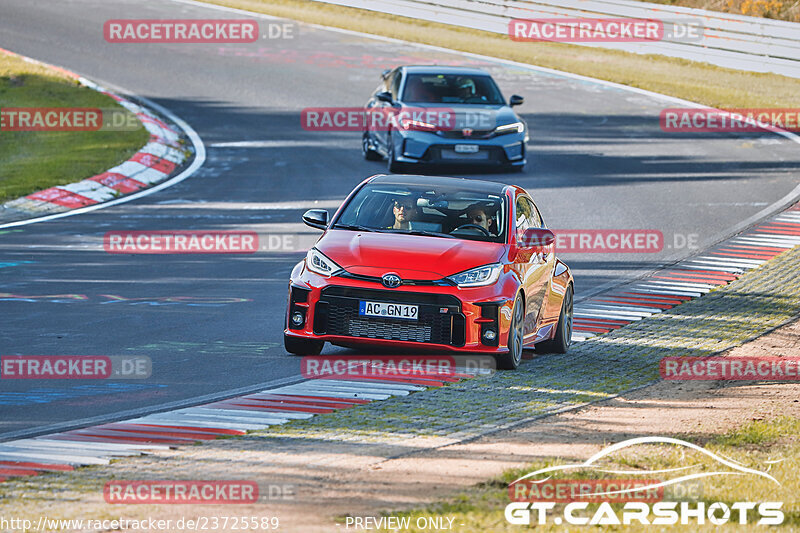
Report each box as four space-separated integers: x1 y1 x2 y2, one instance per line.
362 133 381 161
537 284 573 354
387 134 403 173
284 334 323 356
496 293 525 370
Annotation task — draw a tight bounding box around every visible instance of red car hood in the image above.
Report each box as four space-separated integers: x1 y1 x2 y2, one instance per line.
317 230 506 280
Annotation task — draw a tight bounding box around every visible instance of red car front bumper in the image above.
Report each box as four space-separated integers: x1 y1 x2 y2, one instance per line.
284 262 518 354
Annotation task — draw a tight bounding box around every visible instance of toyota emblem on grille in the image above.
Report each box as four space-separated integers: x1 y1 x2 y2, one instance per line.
462 128 473 137
381 273 402 288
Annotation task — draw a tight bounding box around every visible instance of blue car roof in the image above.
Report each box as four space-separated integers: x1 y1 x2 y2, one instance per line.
399 65 493 76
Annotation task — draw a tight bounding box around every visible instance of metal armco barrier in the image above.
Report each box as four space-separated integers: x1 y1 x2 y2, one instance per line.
310 0 800 78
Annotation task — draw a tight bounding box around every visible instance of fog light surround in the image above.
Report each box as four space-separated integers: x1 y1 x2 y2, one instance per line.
477 302 502 347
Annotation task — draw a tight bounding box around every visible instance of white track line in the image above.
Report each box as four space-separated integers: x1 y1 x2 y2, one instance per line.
124 416 267 431
0 449 110 465
578 303 663 314
287 382 412 396
572 310 645 322
269 385 391 401
30 438 163 451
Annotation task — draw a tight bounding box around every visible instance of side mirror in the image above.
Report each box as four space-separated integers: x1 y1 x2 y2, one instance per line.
302 209 329 230
520 228 555 249
509 94 524 107
376 91 393 103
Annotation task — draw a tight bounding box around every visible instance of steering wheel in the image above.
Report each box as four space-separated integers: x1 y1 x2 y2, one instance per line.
451 223 491 237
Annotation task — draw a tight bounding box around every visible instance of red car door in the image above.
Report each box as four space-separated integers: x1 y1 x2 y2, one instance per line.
513 193 554 343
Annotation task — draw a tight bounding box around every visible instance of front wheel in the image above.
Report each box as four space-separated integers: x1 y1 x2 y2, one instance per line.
284 334 323 356
537 284 573 354
362 133 381 161
496 293 524 370
387 134 403 173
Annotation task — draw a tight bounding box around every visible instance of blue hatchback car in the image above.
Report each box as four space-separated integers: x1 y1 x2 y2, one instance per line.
362 65 528 172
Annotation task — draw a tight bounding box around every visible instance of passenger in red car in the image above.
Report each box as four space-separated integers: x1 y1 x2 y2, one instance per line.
389 198 417 229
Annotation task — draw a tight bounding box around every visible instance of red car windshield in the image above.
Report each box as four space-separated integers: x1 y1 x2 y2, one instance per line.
333 184 507 243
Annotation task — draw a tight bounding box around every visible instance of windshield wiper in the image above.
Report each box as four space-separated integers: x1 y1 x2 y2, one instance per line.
393 229 457 239
333 224 379 233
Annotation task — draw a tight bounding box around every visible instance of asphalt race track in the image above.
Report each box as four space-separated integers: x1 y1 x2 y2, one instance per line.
1 0 799 439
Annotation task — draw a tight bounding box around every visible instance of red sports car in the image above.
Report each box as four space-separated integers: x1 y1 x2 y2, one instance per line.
284 174 573 369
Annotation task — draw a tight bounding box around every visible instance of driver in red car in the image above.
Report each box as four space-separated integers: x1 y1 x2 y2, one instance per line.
388 197 417 229
465 203 496 235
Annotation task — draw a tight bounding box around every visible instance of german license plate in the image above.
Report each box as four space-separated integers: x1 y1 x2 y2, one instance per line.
359 301 418 320
454 144 479 153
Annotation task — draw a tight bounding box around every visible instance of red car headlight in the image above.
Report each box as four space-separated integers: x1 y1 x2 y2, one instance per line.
306 248 343 277
447 263 502 287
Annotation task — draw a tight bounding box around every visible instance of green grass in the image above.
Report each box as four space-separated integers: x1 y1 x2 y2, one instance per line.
370 417 800 532
0 53 149 202
712 416 800 448
199 0 800 110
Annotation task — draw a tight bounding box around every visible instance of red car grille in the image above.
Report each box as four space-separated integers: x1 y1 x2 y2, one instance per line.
346 317 433 343
314 287 465 346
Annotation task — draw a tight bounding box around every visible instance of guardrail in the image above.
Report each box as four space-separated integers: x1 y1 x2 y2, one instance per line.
309 0 800 78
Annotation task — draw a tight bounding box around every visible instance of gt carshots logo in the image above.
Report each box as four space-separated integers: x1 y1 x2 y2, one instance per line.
505 500 783 525
505 437 784 526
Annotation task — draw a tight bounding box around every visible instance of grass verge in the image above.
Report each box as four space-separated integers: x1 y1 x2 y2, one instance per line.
635 0 799 23
199 0 799 109
369 416 800 532
0 52 149 203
